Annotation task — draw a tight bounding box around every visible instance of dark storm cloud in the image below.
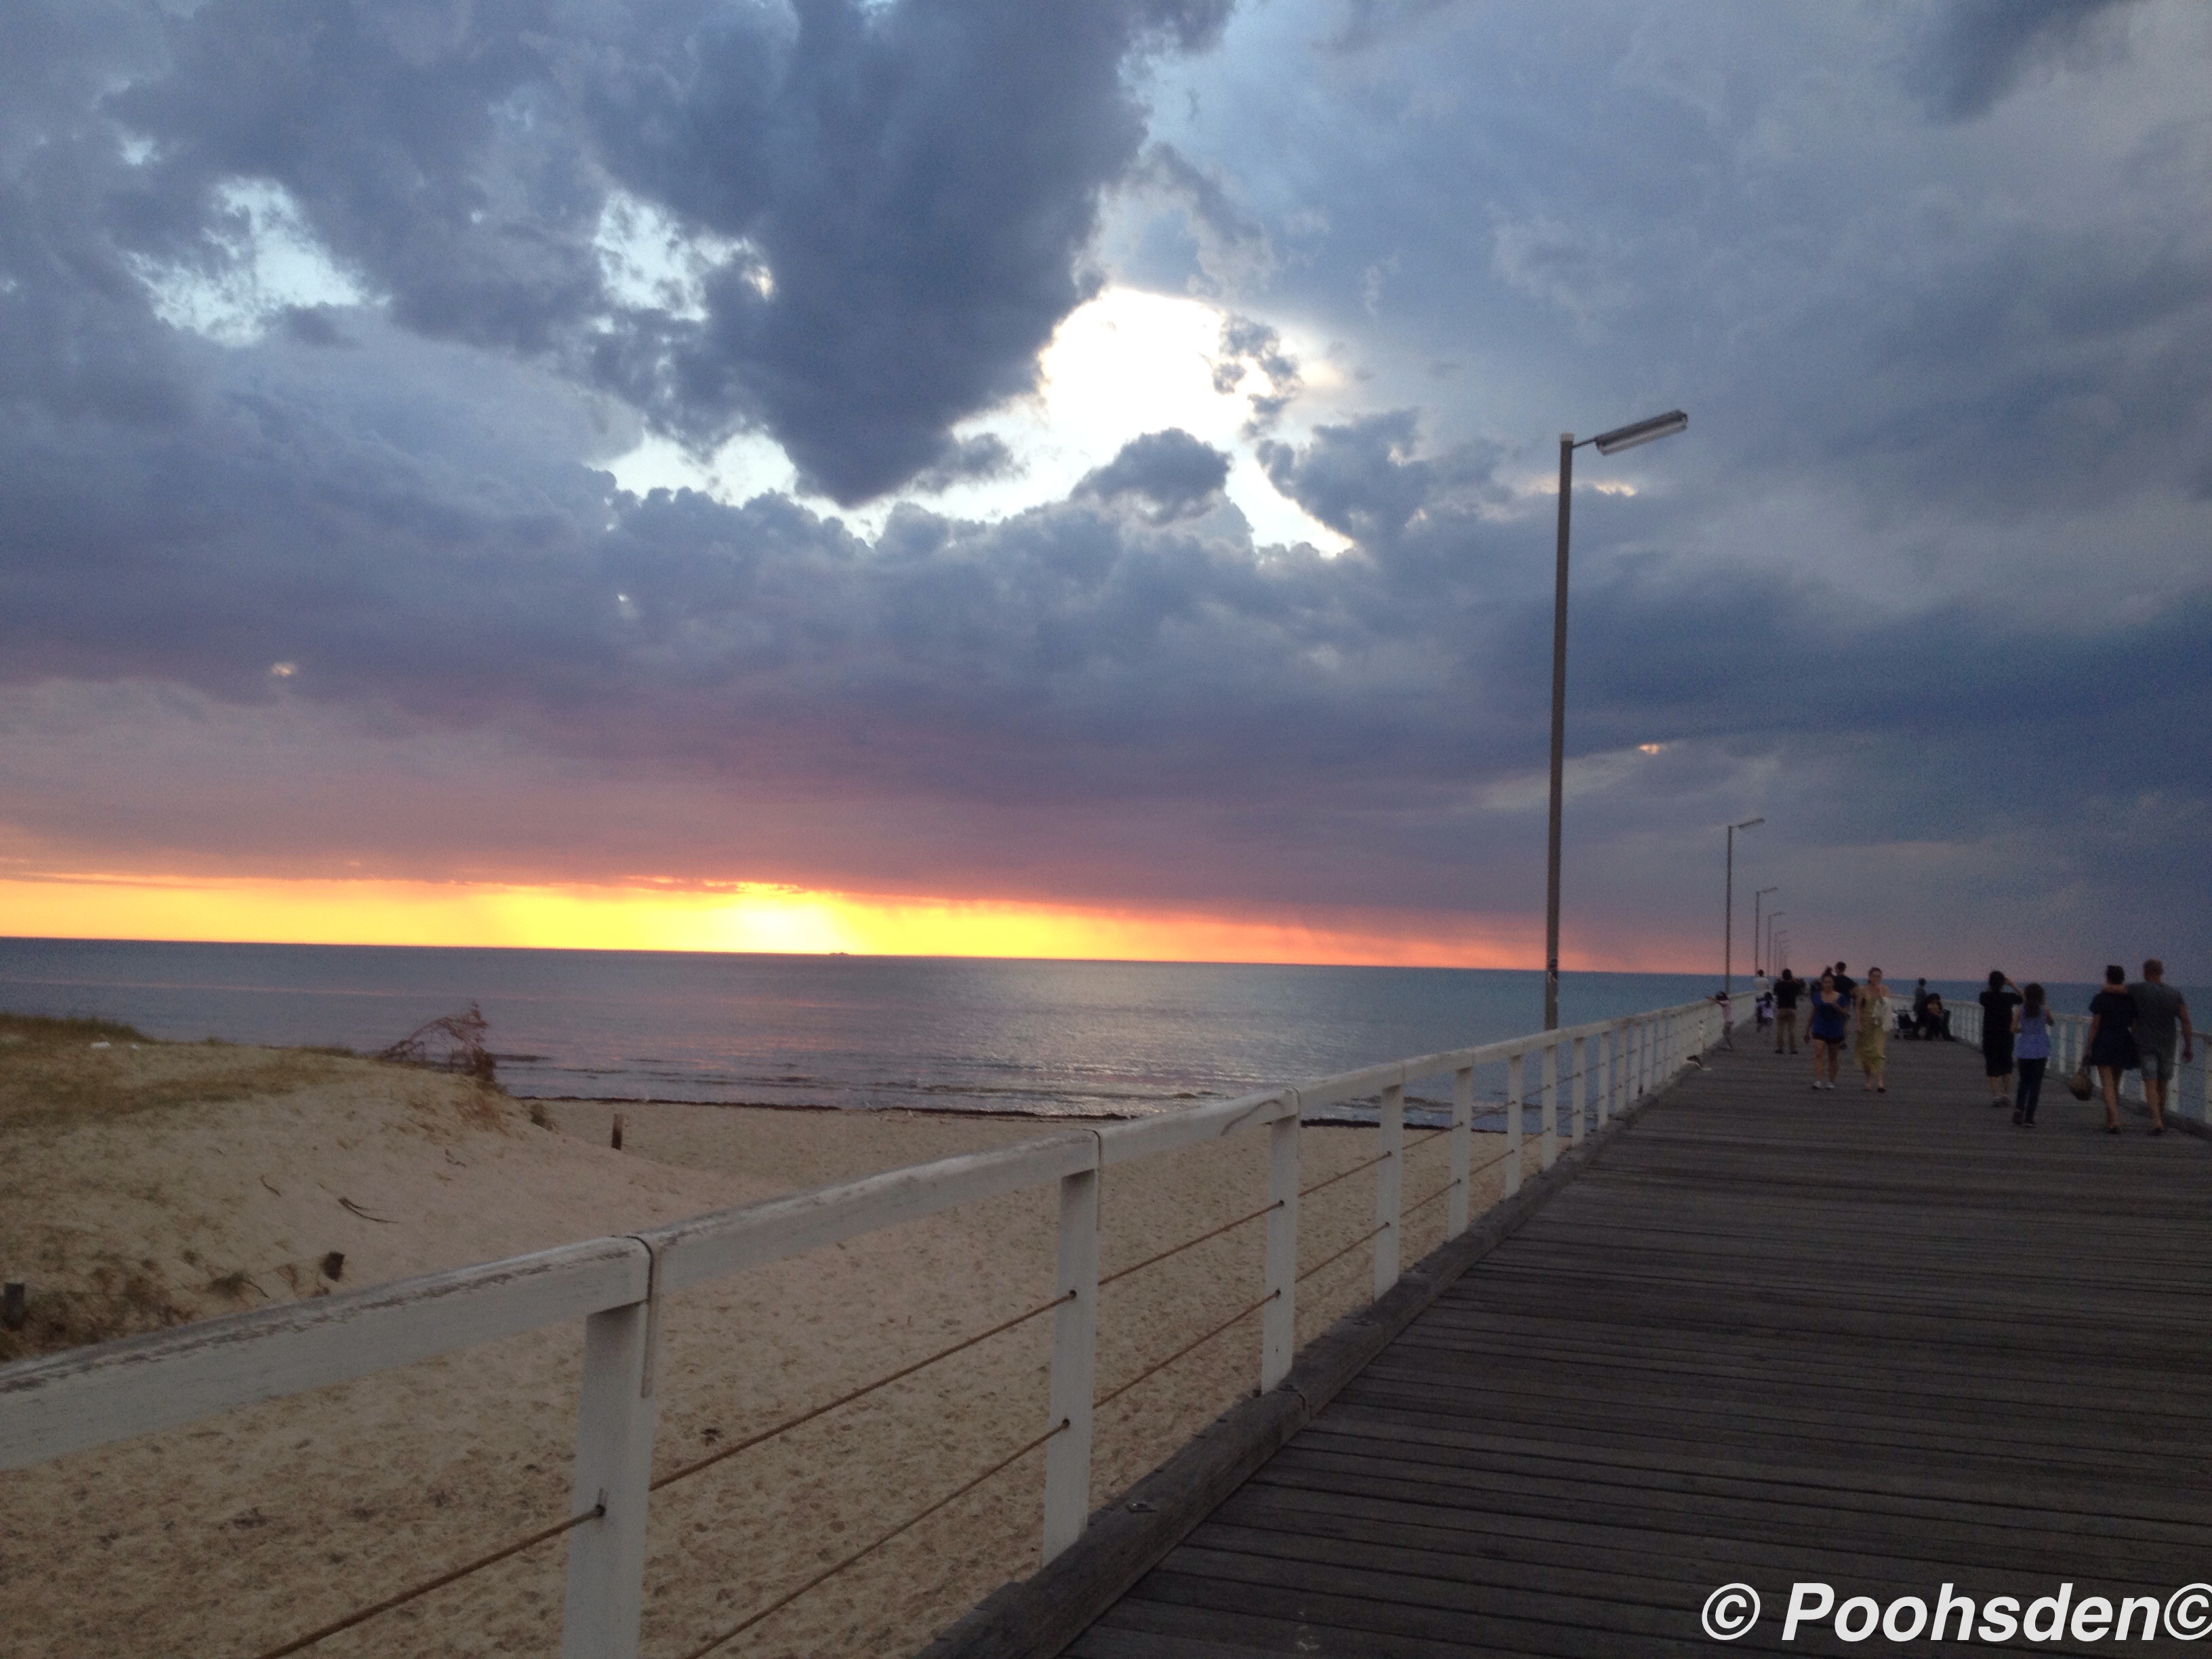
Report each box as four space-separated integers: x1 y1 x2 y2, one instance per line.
581 0 1235 499
112 0 600 354
909 434 1019 494
1907 0 2139 121
1076 428 1230 520
23 0 1233 504
1257 412 1507 552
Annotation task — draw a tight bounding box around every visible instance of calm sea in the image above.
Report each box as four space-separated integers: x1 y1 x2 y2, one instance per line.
0 937 1756 1126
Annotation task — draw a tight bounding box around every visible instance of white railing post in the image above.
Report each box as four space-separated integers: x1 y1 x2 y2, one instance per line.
1504 1050 1524 1196
1374 1082 1404 1297
1040 1164 1100 1563
1539 1043 1559 1170
1261 1107 1299 1391
1597 1026 1613 1126
1570 1035 1587 1145
1637 1017 1650 1098
562 1298 659 1659
1448 1066 1473 1237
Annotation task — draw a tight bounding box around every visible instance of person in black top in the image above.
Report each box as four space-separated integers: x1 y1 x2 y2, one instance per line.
1830 962 1856 1000
1978 970 2022 1106
1772 970 1801 1054
2085 964 2140 1134
1909 980 1931 1038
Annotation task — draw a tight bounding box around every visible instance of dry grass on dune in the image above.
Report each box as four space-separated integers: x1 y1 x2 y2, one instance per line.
0 1014 642 1366
0 1010 354 1132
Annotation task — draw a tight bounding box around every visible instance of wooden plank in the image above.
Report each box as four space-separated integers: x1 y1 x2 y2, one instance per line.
0 1235 651 1469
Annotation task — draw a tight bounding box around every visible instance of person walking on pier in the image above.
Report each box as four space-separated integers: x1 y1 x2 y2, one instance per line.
1807 971 1847 1089
2125 960 2193 1135
1853 968 1891 1092
1979 971 2022 1107
1774 968 1801 1054
2086 964 2140 1134
2013 983 2051 1126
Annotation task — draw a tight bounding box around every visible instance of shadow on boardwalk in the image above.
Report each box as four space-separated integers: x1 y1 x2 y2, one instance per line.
1069 1033 2212 1658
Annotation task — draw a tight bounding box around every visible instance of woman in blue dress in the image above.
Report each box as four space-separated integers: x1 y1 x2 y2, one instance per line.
1807 971 1848 1090
2085 964 2139 1134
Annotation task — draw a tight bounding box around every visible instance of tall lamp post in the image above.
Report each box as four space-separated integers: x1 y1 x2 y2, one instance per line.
1752 887 1779 977
1767 912 1786 977
1544 408 1689 1029
1723 817 1764 995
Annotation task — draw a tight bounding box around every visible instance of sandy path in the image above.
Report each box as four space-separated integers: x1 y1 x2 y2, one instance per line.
3 1070 1532 1659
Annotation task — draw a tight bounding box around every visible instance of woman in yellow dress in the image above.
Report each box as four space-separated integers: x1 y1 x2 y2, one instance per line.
1853 966 1891 1092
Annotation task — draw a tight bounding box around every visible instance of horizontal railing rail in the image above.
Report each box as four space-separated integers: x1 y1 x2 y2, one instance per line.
0 997 1721 1658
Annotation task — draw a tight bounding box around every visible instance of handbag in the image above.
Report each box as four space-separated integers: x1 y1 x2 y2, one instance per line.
2066 1060 2093 1101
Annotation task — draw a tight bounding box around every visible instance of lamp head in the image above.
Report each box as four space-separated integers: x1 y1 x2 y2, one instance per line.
1590 409 1688 455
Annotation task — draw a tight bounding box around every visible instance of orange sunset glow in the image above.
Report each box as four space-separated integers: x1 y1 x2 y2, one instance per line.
0 869 1696 970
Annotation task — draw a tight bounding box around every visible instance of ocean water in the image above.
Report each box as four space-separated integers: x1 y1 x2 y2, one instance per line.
0 937 1738 1126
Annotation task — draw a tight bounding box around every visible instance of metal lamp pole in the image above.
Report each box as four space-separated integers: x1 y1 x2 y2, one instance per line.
1767 911 1786 977
1543 409 1689 1029
1753 887 1778 977
1723 817 1763 996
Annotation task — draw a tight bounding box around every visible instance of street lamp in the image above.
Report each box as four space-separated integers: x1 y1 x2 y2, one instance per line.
1724 817 1764 995
1767 911 1786 977
1544 409 1690 1029
1753 887 1779 977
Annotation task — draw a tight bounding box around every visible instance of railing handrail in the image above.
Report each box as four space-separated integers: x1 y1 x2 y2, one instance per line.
0 994 1721 1658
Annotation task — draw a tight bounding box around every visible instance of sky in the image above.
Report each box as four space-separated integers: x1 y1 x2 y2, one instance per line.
3 0 2209 979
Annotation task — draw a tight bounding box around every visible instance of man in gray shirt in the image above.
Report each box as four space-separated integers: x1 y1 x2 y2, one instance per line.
2127 959 2195 1134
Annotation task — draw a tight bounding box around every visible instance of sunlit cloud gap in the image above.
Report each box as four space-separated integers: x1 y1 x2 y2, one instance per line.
604 286 1352 550
0 874 1692 972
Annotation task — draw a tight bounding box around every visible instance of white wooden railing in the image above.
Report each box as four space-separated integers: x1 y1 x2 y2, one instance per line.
0 998 1719 1658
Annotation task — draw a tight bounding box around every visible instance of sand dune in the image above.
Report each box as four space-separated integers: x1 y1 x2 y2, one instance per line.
1 1021 1521 1658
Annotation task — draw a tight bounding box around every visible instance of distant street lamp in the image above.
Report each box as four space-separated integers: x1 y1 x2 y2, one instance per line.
1753 887 1779 977
1767 911 1786 977
1723 817 1764 995
1544 409 1690 1030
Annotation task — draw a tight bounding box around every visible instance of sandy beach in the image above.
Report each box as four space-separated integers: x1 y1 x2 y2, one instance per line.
1 1021 1531 1658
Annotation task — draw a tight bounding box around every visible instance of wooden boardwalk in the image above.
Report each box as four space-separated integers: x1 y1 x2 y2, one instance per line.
1067 1031 2212 1657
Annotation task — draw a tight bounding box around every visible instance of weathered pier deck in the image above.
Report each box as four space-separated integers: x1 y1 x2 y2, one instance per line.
1069 1034 2212 1657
